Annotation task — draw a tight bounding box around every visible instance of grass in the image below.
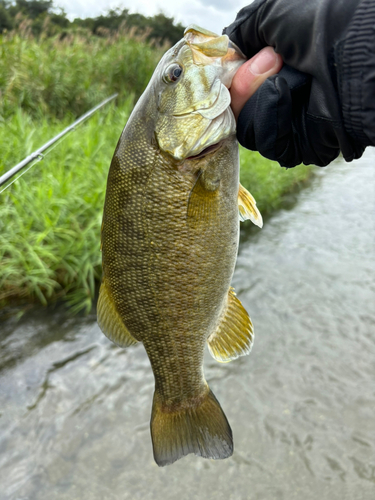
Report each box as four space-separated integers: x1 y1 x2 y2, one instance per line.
0 100 133 312
0 30 164 120
0 31 313 313
0 106 313 312
240 147 313 215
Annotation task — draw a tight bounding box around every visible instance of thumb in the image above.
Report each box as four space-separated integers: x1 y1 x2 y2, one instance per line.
230 47 283 120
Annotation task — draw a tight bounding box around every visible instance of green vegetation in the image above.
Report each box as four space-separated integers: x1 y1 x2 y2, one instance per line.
0 0 184 45
0 102 133 313
0 31 163 119
0 19 313 313
240 147 312 214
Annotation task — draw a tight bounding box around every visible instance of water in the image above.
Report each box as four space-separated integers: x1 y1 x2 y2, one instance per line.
1 150 374 500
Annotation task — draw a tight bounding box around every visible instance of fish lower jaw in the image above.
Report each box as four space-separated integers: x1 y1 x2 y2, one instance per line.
186 140 223 160
182 108 236 160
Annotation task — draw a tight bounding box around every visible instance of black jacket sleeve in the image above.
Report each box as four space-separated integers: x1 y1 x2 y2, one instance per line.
224 0 375 167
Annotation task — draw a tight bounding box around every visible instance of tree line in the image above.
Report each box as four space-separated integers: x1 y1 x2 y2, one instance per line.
0 0 185 45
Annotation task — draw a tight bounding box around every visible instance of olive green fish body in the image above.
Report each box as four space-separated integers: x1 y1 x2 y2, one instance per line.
98 26 263 466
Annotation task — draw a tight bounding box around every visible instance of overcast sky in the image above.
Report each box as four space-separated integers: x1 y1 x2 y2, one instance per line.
55 0 246 35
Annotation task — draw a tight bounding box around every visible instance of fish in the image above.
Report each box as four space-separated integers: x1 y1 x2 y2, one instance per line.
97 24 263 467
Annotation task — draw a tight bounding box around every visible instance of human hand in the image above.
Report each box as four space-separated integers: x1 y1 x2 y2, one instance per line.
224 0 367 167
230 47 283 121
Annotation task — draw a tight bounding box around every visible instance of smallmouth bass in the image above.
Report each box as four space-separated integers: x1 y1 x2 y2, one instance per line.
98 25 262 467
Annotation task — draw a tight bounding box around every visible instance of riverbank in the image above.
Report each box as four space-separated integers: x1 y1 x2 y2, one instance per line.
0 100 313 312
0 33 313 312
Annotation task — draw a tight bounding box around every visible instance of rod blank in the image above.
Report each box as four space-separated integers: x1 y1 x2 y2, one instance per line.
0 93 118 189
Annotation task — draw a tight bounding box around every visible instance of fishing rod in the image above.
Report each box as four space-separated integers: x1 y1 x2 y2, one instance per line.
0 93 118 193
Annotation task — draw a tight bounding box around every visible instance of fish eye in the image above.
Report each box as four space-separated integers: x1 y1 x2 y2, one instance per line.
163 64 183 84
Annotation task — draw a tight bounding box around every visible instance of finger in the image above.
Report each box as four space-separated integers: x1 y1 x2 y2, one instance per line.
230 47 283 120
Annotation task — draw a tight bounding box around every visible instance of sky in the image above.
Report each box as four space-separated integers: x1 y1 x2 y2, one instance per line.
55 0 246 35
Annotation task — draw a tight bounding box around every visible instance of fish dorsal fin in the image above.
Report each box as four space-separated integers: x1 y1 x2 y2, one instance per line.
187 173 219 228
238 183 263 227
207 287 254 363
97 281 138 348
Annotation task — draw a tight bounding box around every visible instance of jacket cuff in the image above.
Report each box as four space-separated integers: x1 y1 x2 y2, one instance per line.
336 0 375 146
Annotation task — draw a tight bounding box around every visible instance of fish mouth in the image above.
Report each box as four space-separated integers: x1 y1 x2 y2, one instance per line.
186 141 222 160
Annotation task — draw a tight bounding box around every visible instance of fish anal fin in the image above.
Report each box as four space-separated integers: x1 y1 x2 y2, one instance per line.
187 173 219 228
97 280 138 348
151 387 233 467
208 287 254 363
238 183 263 227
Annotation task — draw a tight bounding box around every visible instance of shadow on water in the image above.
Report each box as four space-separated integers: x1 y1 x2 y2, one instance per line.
0 150 374 500
0 305 97 374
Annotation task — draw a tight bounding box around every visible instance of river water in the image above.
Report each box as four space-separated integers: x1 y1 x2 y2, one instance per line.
1 149 374 500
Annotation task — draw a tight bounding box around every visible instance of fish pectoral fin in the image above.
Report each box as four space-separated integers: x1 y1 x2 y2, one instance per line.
207 287 254 363
187 172 219 228
97 281 138 348
238 183 263 227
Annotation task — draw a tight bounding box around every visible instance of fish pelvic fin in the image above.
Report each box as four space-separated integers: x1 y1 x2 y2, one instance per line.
151 387 233 467
208 287 254 363
238 183 263 227
97 280 138 348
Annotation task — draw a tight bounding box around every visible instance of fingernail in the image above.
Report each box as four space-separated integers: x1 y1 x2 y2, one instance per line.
250 48 277 75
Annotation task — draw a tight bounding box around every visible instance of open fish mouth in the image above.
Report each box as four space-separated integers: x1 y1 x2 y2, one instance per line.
186 141 222 160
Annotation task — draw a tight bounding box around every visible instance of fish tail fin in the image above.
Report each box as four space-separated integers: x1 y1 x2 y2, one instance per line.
150 387 233 467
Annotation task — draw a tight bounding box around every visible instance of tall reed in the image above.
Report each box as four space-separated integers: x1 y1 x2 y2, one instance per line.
0 29 164 119
0 101 133 312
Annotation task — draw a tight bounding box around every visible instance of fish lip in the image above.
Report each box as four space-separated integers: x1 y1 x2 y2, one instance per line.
186 141 223 160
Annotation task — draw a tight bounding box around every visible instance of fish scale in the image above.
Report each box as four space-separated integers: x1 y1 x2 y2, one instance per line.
98 25 263 466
